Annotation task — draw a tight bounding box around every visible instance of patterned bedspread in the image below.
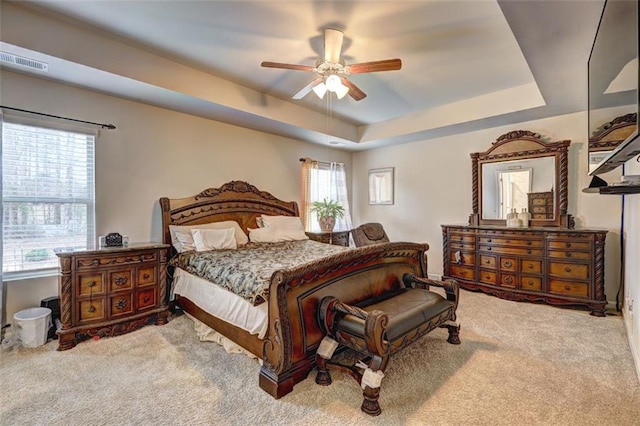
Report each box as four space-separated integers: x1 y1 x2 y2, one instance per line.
169 240 349 306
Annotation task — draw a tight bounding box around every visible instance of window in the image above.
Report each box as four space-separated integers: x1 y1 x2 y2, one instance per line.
2 120 95 280
301 159 352 233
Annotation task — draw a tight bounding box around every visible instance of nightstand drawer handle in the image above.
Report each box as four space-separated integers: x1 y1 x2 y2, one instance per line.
116 300 128 310
115 277 128 286
565 252 572 258
143 273 151 280
565 267 572 273
87 281 96 288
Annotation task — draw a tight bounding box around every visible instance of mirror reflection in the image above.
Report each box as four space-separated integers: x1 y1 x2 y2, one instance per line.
482 157 555 220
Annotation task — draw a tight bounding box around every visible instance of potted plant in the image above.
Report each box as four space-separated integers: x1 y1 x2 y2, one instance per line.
311 198 345 232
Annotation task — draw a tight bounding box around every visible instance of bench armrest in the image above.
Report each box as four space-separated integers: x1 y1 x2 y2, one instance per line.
402 273 459 311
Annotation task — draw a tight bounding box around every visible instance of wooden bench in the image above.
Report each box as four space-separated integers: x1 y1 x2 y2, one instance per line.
315 273 460 416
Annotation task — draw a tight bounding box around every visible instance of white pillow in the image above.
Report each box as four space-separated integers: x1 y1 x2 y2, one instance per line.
249 227 309 243
260 215 304 231
169 221 248 252
191 228 237 251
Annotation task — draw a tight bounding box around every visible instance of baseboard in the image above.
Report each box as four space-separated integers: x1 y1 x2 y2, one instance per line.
622 311 640 383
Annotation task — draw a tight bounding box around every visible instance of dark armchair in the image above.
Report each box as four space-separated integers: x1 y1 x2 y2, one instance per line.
351 223 390 247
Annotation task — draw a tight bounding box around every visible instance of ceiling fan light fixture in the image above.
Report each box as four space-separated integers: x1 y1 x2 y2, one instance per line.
312 83 327 99
335 83 349 99
325 74 342 92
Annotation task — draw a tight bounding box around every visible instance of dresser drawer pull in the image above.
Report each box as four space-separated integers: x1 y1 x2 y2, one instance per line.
566 242 572 248
87 281 96 288
143 273 151 280
527 280 534 286
487 239 492 243
458 236 463 241
527 241 532 246
528 264 534 269
115 299 128 310
144 296 151 303
88 306 96 313
115 277 128 286
564 285 571 291
527 249 531 254
504 260 512 268
565 252 572 258
485 260 491 264
504 277 513 285
565 267 572 273
487 247 492 251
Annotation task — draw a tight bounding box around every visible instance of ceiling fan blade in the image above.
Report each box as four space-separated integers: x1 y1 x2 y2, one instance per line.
340 77 367 101
261 61 315 72
292 78 323 100
346 59 402 74
324 28 344 63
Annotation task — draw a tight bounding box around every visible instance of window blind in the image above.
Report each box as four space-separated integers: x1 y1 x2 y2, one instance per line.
2 122 96 280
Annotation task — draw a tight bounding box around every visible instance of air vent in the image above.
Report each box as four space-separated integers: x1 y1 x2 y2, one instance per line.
0 51 49 72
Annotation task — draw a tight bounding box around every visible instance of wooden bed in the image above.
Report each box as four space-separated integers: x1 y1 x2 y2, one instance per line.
159 180 430 398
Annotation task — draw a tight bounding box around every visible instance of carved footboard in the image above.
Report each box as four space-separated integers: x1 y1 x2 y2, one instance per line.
258 241 429 398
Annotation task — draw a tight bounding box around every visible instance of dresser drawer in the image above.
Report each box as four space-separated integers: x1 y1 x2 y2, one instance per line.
450 242 476 250
521 259 542 274
500 274 517 288
138 265 157 287
78 273 105 296
480 245 543 256
548 240 591 250
450 233 475 243
532 198 548 206
549 280 588 297
109 269 134 292
479 270 497 284
110 293 134 317
500 257 517 272
548 250 591 260
450 251 476 265
549 262 589 279
520 276 542 291
450 265 475 280
478 237 543 247
78 299 105 323
479 255 496 269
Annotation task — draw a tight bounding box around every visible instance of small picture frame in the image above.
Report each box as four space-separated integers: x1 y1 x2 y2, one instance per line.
368 167 394 205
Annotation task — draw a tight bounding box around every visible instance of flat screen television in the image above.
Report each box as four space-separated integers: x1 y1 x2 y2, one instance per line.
588 0 639 176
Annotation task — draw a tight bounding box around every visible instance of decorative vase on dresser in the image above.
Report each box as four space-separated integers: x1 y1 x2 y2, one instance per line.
443 130 608 316
55 243 170 350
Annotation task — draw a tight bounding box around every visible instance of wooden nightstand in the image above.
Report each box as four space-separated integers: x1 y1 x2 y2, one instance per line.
305 230 350 247
55 243 170 350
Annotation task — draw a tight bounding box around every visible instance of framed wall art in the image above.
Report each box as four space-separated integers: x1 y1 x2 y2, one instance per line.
368 167 394 205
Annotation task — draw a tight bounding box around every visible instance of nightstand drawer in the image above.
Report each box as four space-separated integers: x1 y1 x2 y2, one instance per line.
78 299 105 323
78 274 104 296
110 293 134 317
138 265 157 286
137 288 157 310
109 270 134 292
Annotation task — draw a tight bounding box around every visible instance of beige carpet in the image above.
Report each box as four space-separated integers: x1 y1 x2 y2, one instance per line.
2 290 639 426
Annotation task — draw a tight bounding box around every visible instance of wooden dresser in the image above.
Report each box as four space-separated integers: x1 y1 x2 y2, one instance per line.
305 230 350 247
442 225 607 316
56 243 170 350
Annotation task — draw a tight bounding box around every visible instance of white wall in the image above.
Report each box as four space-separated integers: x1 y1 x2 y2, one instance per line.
352 112 624 305
622 156 640 380
1 71 351 323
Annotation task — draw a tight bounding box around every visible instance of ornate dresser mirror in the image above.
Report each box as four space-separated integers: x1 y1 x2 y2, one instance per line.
468 130 572 228
588 113 637 173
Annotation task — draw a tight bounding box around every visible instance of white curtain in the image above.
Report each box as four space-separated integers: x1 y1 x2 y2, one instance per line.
300 159 353 233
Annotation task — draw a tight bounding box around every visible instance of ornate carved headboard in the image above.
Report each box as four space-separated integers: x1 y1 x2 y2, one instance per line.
159 180 299 248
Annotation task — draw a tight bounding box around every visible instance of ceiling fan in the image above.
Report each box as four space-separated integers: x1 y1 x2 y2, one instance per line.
261 28 402 102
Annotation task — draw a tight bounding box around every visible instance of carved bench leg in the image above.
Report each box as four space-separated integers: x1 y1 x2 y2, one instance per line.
361 386 382 416
360 355 387 416
443 320 461 345
315 354 332 386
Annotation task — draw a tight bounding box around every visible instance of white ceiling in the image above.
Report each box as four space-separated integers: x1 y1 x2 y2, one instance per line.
0 0 605 150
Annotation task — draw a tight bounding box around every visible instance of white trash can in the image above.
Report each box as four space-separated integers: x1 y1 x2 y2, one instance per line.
13 307 52 348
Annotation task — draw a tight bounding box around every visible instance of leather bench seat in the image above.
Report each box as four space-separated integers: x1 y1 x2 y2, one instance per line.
336 288 451 343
